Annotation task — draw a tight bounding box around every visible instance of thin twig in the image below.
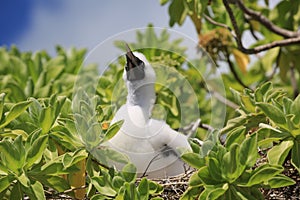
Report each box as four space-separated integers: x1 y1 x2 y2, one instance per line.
236 0 300 38
204 14 234 34
222 0 300 54
198 121 214 131
222 0 243 47
161 182 189 186
224 48 251 89
244 16 260 41
210 90 239 110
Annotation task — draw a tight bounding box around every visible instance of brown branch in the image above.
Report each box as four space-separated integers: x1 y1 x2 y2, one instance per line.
222 0 300 54
236 0 300 38
240 37 300 54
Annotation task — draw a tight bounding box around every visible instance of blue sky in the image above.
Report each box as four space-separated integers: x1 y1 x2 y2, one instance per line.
0 1 197 54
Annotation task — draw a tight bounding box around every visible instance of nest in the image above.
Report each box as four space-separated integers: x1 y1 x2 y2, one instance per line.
139 168 195 200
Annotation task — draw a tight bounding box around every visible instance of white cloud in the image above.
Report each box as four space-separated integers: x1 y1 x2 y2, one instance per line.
17 0 197 56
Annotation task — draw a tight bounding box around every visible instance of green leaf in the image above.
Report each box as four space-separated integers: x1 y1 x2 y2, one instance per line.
26 135 48 168
267 140 293 165
0 93 5 122
39 106 54 134
291 94 300 125
239 134 257 167
168 0 188 26
17 172 30 187
0 175 14 193
91 176 117 197
112 176 125 189
256 102 286 125
197 166 219 185
207 184 228 200
34 175 70 192
160 0 169 5
0 140 22 173
10 182 22 200
181 152 205 169
222 144 242 182
208 157 222 181
62 149 87 169
230 87 242 105
268 174 296 188
30 181 46 200
121 163 137 182
291 141 300 173
138 178 149 200
41 160 65 175
241 94 256 113
247 164 283 186
45 56 65 82
189 172 203 187
103 120 124 142
225 126 246 148
0 100 33 128
180 187 201 200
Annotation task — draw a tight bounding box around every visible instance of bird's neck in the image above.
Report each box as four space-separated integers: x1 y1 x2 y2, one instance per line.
126 83 156 118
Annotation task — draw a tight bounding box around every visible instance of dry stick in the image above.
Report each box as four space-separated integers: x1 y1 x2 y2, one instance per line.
222 0 300 54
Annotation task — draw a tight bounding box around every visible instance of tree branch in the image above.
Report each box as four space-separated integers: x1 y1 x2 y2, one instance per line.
222 0 300 54
235 0 300 38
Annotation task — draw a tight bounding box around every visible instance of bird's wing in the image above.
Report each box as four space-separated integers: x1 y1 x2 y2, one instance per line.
147 119 191 158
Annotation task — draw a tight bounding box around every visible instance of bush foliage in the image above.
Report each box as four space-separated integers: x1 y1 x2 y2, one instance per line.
1 0 300 198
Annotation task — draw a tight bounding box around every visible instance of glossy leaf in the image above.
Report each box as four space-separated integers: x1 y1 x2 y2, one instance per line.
0 100 33 128
291 141 300 173
267 140 293 165
239 134 257 167
268 174 296 188
102 120 124 142
256 102 286 125
121 163 137 182
247 164 283 186
0 140 22 173
0 93 5 121
138 178 149 200
181 152 205 169
26 135 48 168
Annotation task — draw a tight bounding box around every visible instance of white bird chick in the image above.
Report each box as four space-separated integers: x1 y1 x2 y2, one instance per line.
107 44 191 178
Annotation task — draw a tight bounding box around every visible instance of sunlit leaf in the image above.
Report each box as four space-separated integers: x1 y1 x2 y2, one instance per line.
267 140 293 165
0 100 33 128
232 49 249 74
256 102 286 125
247 164 283 186
26 135 48 168
268 174 296 188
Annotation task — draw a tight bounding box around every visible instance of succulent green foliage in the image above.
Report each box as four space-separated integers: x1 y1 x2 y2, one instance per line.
182 132 295 200
222 82 300 174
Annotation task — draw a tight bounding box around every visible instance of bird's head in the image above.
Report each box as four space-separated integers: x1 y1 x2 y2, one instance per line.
123 44 156 85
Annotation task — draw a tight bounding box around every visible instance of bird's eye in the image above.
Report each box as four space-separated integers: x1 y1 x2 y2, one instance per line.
137 60 144 68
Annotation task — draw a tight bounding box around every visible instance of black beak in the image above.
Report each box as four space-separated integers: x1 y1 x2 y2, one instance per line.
125 43 145 81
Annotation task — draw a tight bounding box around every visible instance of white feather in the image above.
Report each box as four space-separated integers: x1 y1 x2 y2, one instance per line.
106 51 191 178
